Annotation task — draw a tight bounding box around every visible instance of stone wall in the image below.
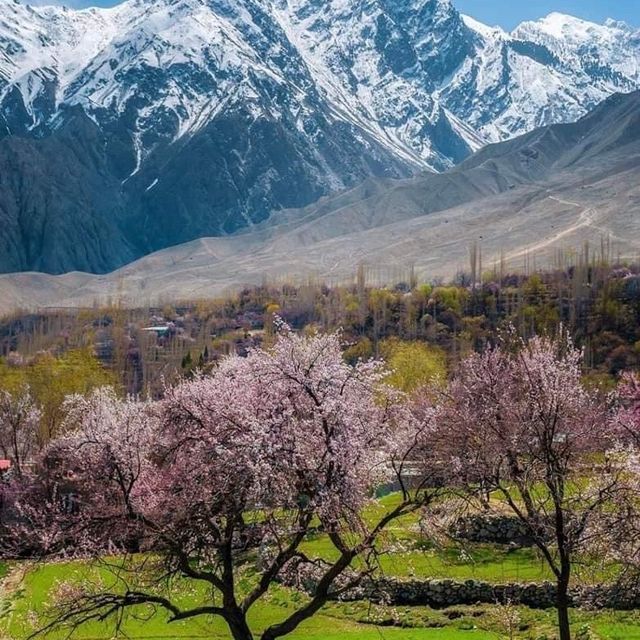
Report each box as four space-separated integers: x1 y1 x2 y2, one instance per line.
283 560 640 611
353 578 640 611
449 514 538 546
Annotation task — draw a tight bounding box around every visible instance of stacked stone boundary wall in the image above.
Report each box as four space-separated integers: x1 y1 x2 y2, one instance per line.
450 514 540 546
284 562 640 611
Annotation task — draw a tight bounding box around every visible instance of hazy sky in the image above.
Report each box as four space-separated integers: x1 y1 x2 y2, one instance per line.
24 0 639 30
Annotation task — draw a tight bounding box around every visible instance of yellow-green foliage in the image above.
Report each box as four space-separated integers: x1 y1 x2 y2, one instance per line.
582 372 617 394
368 289 397 310
343 338 374 365
595 295 635 333
523 274 545 298
343 293 361 316
0 349 115 440
380 339 447 393
520 304 560 334
432 287 469 315
416 283 433 299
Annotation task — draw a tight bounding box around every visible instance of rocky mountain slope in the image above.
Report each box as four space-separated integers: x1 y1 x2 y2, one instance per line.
0 0 638 273
1 90 638 313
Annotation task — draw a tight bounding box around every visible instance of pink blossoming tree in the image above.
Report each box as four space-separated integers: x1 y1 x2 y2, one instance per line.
12 328 440 640
604 373 640 582
431 332 625 640
1 387 157 558
616 372 640 448
0 386 40 477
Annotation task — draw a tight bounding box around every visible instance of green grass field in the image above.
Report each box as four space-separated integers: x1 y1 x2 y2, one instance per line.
300 534 553 582
1 561 495 639
2 561 640 640
0 494 638 639
300 492 603 585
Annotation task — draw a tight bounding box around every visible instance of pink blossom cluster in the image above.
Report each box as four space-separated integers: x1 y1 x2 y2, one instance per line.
1 326 639 640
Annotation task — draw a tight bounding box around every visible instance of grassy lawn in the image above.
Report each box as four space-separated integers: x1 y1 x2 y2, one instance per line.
300 493 597 585
3 561 640 639
2 561 497 640
300 534 553 582
1 561 640 639
298 493 612 585
0 495 634 639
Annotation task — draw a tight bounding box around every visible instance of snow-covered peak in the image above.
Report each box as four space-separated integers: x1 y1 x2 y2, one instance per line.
512 11 639 49
516 12 607 40
604 18 634 32
0 0 133 83
1 0 640 277
512 11 640 88
1 0 639 173
461 14 505 40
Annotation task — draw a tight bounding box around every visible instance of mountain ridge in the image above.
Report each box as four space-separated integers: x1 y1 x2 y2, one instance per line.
0 0 638 273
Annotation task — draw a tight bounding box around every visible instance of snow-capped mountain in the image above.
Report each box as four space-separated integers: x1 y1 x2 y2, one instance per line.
457 12 640 140
0 0 638 274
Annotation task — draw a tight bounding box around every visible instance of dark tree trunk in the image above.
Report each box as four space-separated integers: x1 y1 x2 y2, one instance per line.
227 612 253 640
556 575 571 640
